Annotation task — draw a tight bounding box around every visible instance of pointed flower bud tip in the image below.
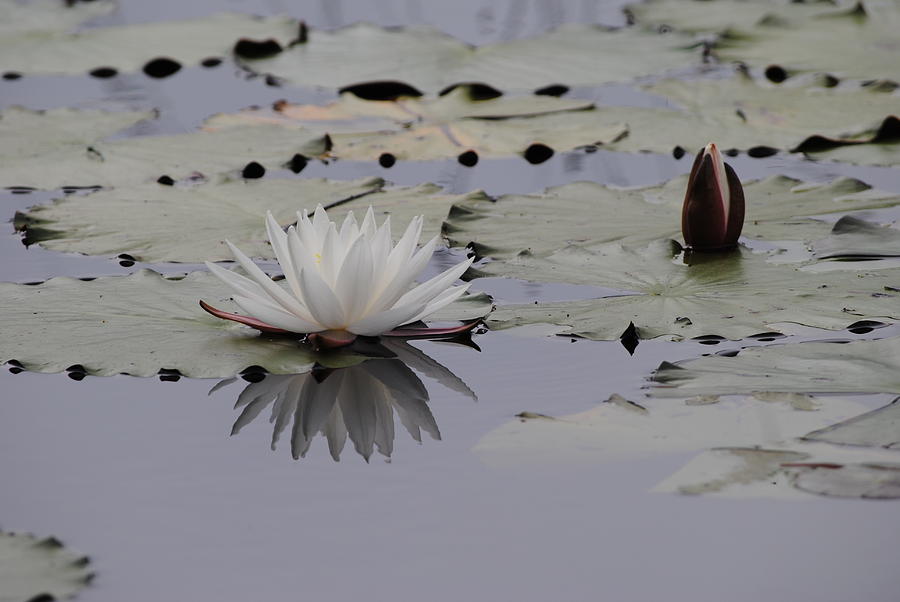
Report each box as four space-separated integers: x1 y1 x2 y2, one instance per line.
681 143 745 252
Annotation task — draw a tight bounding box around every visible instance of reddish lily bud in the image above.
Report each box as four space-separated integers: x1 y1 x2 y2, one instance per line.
681 143 745 252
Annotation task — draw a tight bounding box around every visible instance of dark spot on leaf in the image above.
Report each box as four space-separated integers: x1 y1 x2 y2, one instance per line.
242 162 265 179
439 83 503 100
286 153 308 173
233 38 283 59
340 81 423 100
820 74 840 88
735 108 747 122
524 143 554 164
378 153 396 168
294 21 309 44
747 146 778 158
848 320 886 334
118 253 136 261
458 150 478 167
620 321 639 355
322 133 333 151
200 57 223 68
693 335 726 345
119 260 135 267
657 24 672 33
159 368 182 382
265 75 282 87
8 186 35 194
26 594 55 602
9 366 23 374
747 331 785 341
68 371 86 381
534 84 569 97
143 57 181 78
157 175 175 186
764 65 788 83
716 349 740 357
89 67 117 78
672 146 686 159
2 72 22 80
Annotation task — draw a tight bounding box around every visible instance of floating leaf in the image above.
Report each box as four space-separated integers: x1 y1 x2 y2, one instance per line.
626 0 830 34
240 22 701 91
205 86 627 161
607 77 900 164
0 11 300 75
474 393 866 465
0 530 93 602
0 106 330 189
802 397 900 448
0 0 115 38
15 178 487 262
653 337 900 396
483 240 900 340
0 270 489 377
811 216 900 260
445 176 900 260
790 461 900 498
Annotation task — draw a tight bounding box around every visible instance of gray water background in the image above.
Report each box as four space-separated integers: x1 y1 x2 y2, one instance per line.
2 1 899 601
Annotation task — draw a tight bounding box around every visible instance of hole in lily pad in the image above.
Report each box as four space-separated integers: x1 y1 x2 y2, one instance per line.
339 81 423 100
285 153 308 173
88 67 117 78
458 150 479 167
3 72 22 80
241 161 265 179
534 84 569 97
143 57 181 78
156 175 175 186
693 335 726 345
764 65 789 83
378 153 396 168
201 57 223 68
747 146 778 158
233 38 283 59
847 320 887 334
439 82 503 100
524 143 554 164
672 146 686 160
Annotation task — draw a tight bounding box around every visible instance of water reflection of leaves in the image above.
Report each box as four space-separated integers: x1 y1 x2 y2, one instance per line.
214 341 476 462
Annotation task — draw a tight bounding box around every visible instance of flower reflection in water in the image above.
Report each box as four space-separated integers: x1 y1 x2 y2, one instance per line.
212 341 476 462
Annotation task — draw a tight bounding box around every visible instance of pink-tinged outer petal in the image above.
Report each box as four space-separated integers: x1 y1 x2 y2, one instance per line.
383 320 481 338
199 300 290 334
681 143 744 252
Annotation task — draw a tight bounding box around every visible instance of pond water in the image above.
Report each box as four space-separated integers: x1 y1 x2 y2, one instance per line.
2 1 899 601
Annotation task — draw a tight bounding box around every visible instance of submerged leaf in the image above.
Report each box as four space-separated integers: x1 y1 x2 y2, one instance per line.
205 86 627 161
0 530 93 602
802 397 900 448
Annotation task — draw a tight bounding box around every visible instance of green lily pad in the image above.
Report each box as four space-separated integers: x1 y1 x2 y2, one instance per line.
811 216 900 259
653 336 900 396
240 22 702 91
445 176 900 260
803 397 900 448
608 77 900 164
713 1 900 82
483 240 900 340
790 461 900 498
0 106 331 189
205 86 627 161
0 270 490 378
0 530 93 602
0 11 301 75
0 0 114 38
14 178 488 263
625 0 832 34
474 393 868 465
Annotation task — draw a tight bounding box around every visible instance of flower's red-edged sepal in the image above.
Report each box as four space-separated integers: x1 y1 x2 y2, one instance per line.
200 300 289 334
383 320 481 339
681 143 745 252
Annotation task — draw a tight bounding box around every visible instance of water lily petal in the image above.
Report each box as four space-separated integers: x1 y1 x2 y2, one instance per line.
367 235 437 314
311 204 330 240
360 206 378 239
396 255 474 309
265 212 303 300
408 283 471 324
232 294 324 333
339 210 359 246
334 234 374 323
347 300 429 336
299 266 347 328
224 240 315 320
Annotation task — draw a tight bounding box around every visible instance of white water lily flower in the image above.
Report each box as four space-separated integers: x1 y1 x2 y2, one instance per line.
204 205 474 344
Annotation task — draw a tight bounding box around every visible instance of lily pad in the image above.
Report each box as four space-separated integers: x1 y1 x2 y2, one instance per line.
609 77 900 164
0 106 331 189
474 392 867 465
790 461 900 498
811 216 900 259
15 178 488 262
204 86 627 161
653 337 900 396
240 22 702 91
0 530 93 602
802 397 900 448
0 0 115 38
626 0 832 34
445 176 900 260
0 269 491 377
484 241 900 340
0 11 301 75
713 1 900 82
